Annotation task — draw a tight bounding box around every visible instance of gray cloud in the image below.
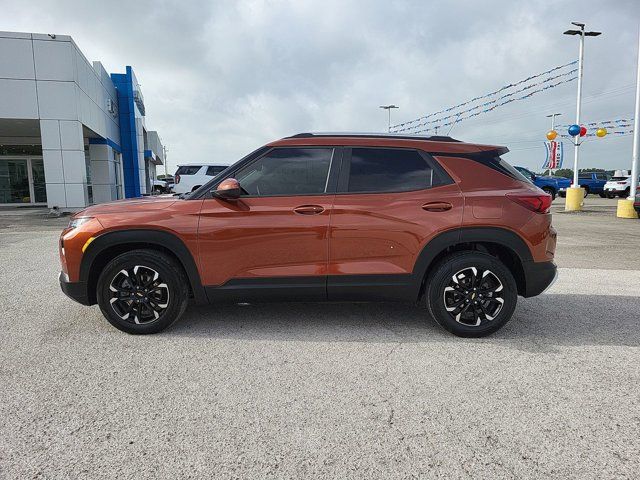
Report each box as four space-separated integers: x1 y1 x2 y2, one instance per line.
2 0 639 172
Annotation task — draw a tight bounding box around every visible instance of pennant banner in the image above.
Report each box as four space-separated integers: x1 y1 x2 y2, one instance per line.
390 60 578 131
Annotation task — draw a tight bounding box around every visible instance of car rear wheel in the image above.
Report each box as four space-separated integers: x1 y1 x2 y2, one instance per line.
542 187 556 200
96 249 189 334
425 252 518 337
599 192 607 198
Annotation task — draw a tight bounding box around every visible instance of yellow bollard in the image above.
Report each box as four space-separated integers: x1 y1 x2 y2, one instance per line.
564 187 584 212
616 198 639 219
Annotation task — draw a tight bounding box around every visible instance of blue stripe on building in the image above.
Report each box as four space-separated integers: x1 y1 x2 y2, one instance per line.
88 137 122 153
111 66 141 198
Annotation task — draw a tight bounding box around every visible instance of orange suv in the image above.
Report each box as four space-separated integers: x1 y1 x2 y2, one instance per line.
59 133 557 337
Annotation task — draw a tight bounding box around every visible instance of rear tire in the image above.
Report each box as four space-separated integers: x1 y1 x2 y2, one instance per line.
599 192 607 198
96 249 189 334
542 187 556 200
583 187 589 198
425 252 518 338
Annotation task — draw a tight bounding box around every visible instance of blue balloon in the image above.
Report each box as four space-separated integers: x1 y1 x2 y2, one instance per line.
568 124 581 136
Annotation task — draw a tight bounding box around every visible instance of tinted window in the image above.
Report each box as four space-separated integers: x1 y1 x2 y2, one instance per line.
235 148 333 196
176 166 200 175
578 175 592 180
481 158 530 183
347 148 431 193
596 173 608 180
206 166 227 176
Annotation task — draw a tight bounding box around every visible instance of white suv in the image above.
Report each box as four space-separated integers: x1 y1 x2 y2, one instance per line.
172 164 229 194
604 170 635 198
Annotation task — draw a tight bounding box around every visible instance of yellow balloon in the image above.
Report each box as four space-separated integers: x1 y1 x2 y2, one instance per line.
596 127 607 138
546 130 558 140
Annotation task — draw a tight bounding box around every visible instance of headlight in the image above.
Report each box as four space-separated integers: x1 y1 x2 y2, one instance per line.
68 217 94 229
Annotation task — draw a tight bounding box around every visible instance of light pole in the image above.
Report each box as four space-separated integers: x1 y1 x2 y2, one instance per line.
618 27 640 218
379 105 399 133
162 145 168 177
546 113 561 174
563 22 601 211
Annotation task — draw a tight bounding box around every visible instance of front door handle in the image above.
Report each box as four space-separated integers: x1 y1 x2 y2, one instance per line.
422 202 452 212
293 205 325 215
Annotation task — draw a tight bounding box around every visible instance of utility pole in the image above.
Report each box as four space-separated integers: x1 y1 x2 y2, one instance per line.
162 145 168 177
563 22 601 211
379 105 399 133
546 113 561 175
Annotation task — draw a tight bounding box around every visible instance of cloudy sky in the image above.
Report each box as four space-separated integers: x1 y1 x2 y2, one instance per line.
2 0 639 173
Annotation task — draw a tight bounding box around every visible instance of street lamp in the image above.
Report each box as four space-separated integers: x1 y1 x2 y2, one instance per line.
563 22 601 211
379 105 399 133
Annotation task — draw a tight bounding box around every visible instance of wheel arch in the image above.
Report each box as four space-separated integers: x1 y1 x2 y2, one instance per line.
80 229 206 305
412 227 532 300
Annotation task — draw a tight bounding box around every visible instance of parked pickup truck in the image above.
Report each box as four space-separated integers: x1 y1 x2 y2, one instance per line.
514 166 559 199
558 172 609 198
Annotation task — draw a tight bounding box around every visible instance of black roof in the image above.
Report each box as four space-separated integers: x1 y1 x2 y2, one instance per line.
285 132 461 143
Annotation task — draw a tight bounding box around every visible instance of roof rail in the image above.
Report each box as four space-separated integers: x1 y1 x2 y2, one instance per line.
285 132 461 142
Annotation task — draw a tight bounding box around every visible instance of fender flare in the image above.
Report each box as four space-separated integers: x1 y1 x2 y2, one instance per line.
80 229 207 304
410 227 532 298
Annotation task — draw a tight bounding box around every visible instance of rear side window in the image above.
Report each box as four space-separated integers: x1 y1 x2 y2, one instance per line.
206 166 227 176
176 166 201 175
347 148 432 193
477 156 530 183
578 175 591 180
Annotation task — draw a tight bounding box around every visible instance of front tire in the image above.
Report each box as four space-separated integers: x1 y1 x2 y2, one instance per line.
96 249 189 334
425 252 518 337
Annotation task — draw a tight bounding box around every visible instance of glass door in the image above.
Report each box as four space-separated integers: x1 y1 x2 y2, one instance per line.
30 158 47 203
0 158 30 203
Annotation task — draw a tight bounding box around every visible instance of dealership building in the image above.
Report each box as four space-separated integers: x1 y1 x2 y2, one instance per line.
0 31 164 210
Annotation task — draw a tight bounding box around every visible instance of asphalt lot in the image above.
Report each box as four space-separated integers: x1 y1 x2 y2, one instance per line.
1 199 639 479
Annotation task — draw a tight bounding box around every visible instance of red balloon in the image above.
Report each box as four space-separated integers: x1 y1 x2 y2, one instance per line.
579 126 587 137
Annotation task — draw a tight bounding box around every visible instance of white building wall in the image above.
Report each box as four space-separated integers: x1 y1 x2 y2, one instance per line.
0 31 122 210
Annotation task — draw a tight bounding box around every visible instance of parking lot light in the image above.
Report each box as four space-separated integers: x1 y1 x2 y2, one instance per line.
564 22 602 212
617 28 640 219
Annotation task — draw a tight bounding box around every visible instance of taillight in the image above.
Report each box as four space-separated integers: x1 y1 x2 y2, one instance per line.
507 193 552 214
175 174 181 184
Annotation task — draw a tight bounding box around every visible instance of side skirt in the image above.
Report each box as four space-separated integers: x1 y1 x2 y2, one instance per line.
204 274 417 304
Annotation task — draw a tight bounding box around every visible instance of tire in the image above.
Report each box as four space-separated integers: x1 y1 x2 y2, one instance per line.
619 188 630 198
425 252 518 338
558 191 566 198
599 192 607 198
542 187 556 200
583 187 589 198
607 193 615 199
96 249 189 334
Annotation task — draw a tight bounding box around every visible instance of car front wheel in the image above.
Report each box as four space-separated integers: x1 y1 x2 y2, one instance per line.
96 249 189 334
425 252 518 337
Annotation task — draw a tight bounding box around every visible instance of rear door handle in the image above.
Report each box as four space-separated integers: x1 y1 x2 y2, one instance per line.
422 202 452 212
293 205 325 215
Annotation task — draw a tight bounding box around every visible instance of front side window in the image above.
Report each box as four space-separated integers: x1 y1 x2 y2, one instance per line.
347 148 432 193
235 148 333 196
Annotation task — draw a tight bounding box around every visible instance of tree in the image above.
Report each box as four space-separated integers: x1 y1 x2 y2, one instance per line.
552 168 573 179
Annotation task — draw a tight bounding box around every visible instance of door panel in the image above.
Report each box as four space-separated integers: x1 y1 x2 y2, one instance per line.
197 195 333 287
328 183 464 278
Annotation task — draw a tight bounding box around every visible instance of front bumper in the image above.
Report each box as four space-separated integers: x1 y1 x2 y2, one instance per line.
521 260 557 297
59 271 91 306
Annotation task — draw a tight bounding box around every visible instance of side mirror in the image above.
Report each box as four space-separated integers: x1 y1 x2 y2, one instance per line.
212 178 241 200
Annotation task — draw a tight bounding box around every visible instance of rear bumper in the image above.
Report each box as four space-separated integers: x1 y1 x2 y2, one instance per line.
522 260 557 297
59 271 91 306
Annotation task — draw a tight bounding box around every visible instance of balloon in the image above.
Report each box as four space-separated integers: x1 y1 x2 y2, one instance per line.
546 130 558 140
579 126 587 137
596 127 607 138
568 124 581 136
